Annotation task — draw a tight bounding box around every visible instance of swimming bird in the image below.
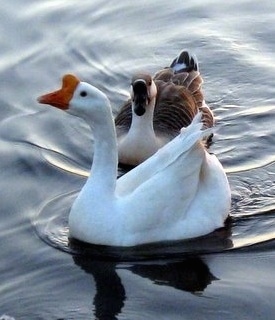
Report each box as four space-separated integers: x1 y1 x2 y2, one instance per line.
115 50 214 166
37 74 231 247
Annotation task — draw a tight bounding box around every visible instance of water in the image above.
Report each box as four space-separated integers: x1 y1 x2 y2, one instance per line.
1 0 275 319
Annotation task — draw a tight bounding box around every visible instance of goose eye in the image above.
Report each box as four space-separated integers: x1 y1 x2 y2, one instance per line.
80 91 87 97
148 80 152 86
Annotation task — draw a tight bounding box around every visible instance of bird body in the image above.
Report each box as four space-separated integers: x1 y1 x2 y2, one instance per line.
38 74 231 247
115 51 214 165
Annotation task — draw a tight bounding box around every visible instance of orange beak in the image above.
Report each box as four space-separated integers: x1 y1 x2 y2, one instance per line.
37 74 80 110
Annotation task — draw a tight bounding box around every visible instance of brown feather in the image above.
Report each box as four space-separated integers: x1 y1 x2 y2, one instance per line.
115 52 214 140
115 74 213 132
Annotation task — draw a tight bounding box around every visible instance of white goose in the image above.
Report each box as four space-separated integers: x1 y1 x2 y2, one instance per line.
38 74 231 247
115 51 214 166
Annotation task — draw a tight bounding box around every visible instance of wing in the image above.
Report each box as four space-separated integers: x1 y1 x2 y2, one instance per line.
116 113 212 196
115 50 214 137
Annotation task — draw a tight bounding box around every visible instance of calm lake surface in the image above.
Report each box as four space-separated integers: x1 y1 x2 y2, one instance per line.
1 1 275 319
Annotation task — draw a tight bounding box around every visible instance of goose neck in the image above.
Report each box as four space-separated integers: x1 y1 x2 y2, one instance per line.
85 106 118 194
130 98 156 133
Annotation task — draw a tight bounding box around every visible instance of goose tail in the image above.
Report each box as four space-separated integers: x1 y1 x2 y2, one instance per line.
170 50 199 74
150 111 213 173
179 112 213 149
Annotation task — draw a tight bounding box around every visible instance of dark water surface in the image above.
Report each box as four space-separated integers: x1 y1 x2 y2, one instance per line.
1 1 275 319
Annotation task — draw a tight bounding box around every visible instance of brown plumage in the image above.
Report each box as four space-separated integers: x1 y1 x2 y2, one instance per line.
115 51 214 166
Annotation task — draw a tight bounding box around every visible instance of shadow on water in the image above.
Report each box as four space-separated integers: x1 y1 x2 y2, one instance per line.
73 254 216 319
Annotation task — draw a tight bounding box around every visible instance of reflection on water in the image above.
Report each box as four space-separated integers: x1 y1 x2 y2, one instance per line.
74 255 215 319
74 258 126 320
1 0 275 318
128 257 216 294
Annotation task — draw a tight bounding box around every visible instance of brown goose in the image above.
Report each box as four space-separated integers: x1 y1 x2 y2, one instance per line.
115 50 214 166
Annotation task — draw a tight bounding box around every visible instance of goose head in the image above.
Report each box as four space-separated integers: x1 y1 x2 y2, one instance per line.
37 74 111 123
130 73 157 116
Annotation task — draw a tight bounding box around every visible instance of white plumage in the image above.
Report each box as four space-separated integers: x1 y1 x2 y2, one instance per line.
38 74 231 247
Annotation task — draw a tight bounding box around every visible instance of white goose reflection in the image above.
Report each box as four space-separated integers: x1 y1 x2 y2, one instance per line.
73 255 216 319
